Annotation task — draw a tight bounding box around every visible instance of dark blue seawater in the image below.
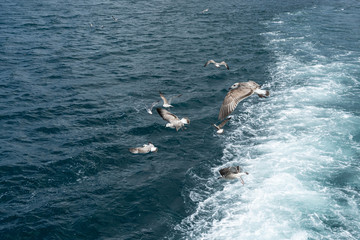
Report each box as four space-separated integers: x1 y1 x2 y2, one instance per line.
1 0 359 239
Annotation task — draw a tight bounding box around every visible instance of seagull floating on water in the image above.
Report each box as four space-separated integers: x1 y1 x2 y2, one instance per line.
218 81 270 120
204 60 229 70
159 92 182 108
112 16 118 21
129 142 158 154
146 101 160 115
218 166 249 184
213 117 231 134
157 108 190 131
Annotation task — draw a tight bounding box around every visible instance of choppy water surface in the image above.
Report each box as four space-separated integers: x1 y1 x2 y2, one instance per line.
1 0 359 239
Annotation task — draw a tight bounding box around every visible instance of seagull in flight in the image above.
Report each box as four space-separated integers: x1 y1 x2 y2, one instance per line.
159 92 182 108
146 101 160 114
204 60 229 70
202 9 209 13
213 117 231 134
156 108 190 131
218 81 270 120
129 142 158 154
218 166 249 184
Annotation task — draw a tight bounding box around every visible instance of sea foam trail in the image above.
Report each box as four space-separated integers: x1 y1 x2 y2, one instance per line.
175 5 360 240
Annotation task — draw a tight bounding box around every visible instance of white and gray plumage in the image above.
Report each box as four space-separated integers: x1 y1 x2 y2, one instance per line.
112 16 118 21
201 8 209 13
218 81 270 120
146 101 160 114
129 142 158 154
204 60 229 70
218 166 249 184
213 117 231 134
159 92 182 108
156 108 190 131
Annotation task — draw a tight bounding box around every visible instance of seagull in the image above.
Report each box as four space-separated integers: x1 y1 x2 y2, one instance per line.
202 9 209 13
218 166 249 184
213 117 231 134
204 60 229 70
112 16 118 21
218 81 270 120
129 142 158 154
159 92 182 108
156 108 190 131
146 101 160 114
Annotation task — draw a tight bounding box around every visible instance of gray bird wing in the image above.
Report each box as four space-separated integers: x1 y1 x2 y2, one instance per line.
218 87 254 120
159 92 169 105
156 108 179 123
219 167 232 176
218 117 231 129
150 100 160 110
204 60 215 67
168 94 182 104
220 61 229 70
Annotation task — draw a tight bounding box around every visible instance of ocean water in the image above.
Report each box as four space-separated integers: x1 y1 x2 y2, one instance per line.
0 0 359 239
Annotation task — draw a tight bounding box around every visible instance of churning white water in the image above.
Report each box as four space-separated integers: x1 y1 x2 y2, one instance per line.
176 5 360 240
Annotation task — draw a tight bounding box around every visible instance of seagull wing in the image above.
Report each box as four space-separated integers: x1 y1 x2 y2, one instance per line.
213 124 220 130
168 94 182 104
218 117 231 129
204 60 215 67
159 92 169 105
150 100 160 110
236 166 245 173
218 86 254 120
219 167 231 177
220 61 229 70
228 166 240 173
156 108 179 123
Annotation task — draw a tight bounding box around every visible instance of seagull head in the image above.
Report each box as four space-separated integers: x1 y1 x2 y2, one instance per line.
181 118 190 124
229 82 240 90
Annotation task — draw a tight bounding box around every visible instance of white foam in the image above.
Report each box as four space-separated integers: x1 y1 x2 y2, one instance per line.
175 5 360 240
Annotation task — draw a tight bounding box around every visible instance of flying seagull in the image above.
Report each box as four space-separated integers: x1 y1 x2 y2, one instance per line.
146 101 160 115
204 60 229 70
202 9 209 13
129 142 158 154
218 81 270 120
213 117 231 134
159 92 182 108
218 166 249 184
156 108 190 131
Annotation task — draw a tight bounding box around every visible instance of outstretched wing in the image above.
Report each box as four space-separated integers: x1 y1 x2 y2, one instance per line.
204 60 215 67
218 117 231 129
220 61 229 70
168 94 182 104
219 167 231 176
218 87 254 120
150 100 160 110
159 92 169 105
156 108 179 123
